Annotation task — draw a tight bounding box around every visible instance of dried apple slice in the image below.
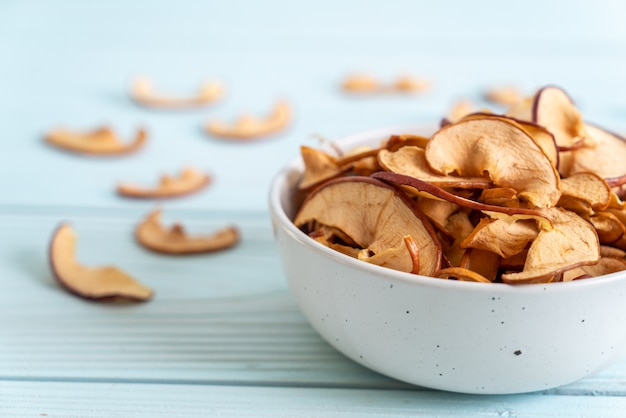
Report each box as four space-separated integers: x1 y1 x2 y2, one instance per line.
372 172 553 222
391 75 431 93
117 167 210 199
531 86 587 176
461 217 539 258
558 172 612 212
378 146 492 189
501 208 600 284
205 101 291 140
567 124 626 186
483 86 523 106
130 76 224 108
45 126 146 156
298 146 350 191
49 224 153 302
294 176 442 275
424 117 561 208
342 74 379 93
135 209 239 254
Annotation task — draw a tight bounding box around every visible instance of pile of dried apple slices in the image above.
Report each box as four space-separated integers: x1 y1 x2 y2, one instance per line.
294 85 626 284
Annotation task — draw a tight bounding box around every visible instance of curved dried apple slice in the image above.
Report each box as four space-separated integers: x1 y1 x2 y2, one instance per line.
378 146 492 189
135 209 239 254
342 74 380 93
294 176 442 276
130 76 224 108
49 224 153 302
372 172 553 224
558 172 612 215
461 217 539 258
391 75 431 93
483 86 523 106
424 117 561 208
298 146 350 191
45 126 146 156
205 101 291 140
501 208 600 284
117 167 210 199
567 124 626 186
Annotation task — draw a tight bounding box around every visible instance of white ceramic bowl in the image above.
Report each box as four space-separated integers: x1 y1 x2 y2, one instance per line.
269 125 626 394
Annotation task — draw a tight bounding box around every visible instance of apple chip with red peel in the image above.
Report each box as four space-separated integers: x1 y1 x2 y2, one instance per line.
424 117 561 208
378 146 493 189
566 257 626 280
294 177 442 276
567 124 626 186
49 224 153 302
130 76 224 109
531 86 587 176
372 172 553 222
45 126 146 156
205 101 291 140
135 209 239 255
117 167 210 199
501 208 600 284
479 188 520 208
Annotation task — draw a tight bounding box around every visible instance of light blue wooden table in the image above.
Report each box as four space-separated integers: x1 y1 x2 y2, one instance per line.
2 1 626 416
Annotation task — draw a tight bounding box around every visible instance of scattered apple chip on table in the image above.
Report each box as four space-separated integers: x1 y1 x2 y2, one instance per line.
117 166 211 199
483 86 523 106
204 101 291 140
342 74 431 94
45 126 146 156
49 224 153 302
130 76 224 109
292 85 626 283
135 209 240 255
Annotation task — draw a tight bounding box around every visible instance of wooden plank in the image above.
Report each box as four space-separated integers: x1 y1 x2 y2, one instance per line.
2 381 626 418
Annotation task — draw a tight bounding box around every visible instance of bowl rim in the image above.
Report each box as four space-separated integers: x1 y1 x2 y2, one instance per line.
269 124 626 294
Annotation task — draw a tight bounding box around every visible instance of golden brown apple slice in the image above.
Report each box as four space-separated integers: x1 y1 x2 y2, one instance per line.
294 176 442 276
49 224 153 302
117 167 211 199
298 146 351 191
372 172 553 224
501 208 600 284
378 146 493 189
391 75 431 93
342 74 380 93
557 172 612 216
531 86 587 176
135 209 240 255
461 217 539 258
567 124 626 187
130 76 224 108
204 101 291 140
45 126 146 156
424 117 561 208
483 86 523 106
459 248 501 282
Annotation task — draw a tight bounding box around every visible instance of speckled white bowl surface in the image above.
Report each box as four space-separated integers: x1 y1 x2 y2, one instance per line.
268 125 626 394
